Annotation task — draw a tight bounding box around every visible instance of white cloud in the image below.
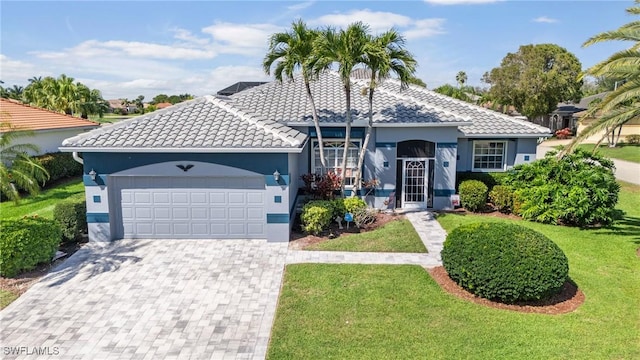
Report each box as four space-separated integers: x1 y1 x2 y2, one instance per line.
532 16 559 24
202 22 280 55
425 0 501 4
287 1 315 11
0 55 42 84
309 9 445 39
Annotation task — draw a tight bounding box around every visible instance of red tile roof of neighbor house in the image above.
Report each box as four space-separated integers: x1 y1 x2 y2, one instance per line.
155 102 172 109
0 98 99 132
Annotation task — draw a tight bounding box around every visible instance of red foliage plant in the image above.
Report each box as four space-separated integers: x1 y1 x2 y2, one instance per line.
301 172 341 200
555 128 571 139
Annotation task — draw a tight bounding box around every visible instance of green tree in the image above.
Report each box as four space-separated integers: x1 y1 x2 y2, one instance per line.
353 29 417 191
433 83 476 103
6 85 24 101
152 94 169 104
456 71 467 88
484 44 583 119
563 1 640 153
263 19 327 172
135 95 145 114
0 122 49 203
313 22 370 195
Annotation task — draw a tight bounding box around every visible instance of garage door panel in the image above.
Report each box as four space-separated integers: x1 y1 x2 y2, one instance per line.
116 176 266 239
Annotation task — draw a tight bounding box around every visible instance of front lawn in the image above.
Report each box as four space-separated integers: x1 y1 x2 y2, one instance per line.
304 219 426 253
0 289 18 310
268 183 640 359
0 177 84 219
577 143 640 163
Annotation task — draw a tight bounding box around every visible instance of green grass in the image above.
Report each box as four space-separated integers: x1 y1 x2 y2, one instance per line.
268 183 640 359
0 177 84 219
305 219 426 253
0 290 18 310
577 143 640 163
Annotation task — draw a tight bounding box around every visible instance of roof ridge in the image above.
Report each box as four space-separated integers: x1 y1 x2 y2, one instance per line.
204 95 301 146
0 98 99 125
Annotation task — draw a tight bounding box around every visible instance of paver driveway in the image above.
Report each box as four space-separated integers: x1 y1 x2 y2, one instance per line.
0 239 288 360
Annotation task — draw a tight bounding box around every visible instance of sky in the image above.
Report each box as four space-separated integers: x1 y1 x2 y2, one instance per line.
0 0 631 100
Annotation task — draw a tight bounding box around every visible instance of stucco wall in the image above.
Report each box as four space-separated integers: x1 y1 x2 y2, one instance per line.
27 128 97 155
456 138 537 172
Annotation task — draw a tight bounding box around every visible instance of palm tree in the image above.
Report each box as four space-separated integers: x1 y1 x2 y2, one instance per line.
563 0 640 153
135 95 145 114
456 71 467 88
0 122 49 203
313 22 370 195
6 85 24 101
352 29 417 192
263 20 327 172
434 83 476 103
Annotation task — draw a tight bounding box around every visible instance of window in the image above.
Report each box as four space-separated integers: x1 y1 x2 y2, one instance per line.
312 139 361 186
473 141 507 171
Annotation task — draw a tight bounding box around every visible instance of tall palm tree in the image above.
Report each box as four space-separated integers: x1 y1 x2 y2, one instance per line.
456 71 467 88
313 22 370 195
135 95 145 114
263 20 327 172
352 29 417 192
0 122 49 203
6 85 24 101
563 0 640 154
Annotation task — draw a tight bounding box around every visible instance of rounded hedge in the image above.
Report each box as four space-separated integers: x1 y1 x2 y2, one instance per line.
441 222 569 303
459 180 488 212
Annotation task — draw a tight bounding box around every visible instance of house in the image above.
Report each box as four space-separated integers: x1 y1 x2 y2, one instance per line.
60 71 550 243
0 98 99 155
107 99 137 114
154 102 173 110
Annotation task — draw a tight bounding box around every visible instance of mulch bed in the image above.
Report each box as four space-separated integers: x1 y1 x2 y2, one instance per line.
289 211 402 250
428 266 585 314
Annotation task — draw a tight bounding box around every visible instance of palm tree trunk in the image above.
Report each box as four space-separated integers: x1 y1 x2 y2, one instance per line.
611 125 623 147
305 80 326 173
353 81 374 197
340 84 352 197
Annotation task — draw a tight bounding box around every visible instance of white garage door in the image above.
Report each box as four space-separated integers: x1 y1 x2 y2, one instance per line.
113 176 266 239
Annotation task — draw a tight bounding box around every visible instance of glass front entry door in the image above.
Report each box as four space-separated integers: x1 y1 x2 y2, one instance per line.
402 158 428 209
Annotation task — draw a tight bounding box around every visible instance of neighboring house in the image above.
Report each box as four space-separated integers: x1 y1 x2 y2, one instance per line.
216 82 268 96
60 71 550 243
572 92 640 141
0 98 99 155
107 99 137 114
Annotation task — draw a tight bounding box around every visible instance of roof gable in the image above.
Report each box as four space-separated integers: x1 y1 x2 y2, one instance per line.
0 99 99 132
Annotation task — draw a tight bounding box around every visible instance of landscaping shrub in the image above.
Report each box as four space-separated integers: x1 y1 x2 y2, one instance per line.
343 197 367 215
0 216 62 277
455 172 507 191
353 208 376 228
300 173 341 200
301 200 334 235
503 149 619 226
625 134 640 144
331 198 347 219
489 185 514 213
555 127 572 139
35 152 83 185
441 222 569 303
54 199 87 243
458 180 488 212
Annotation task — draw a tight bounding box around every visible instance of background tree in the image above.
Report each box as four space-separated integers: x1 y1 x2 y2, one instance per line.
353 29 417 192
313 22 370 195
484 44 583 119
135 95 145 114
433 83 476 103
563 0 640 153
263 19 327 172
407 76 427 87
456 71 467 88
5 85 24 100
23 74 107 118
0 122 49 203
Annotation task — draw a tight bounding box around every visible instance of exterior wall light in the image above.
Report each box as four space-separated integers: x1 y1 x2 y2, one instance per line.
89 169 97 181
273 170 280 182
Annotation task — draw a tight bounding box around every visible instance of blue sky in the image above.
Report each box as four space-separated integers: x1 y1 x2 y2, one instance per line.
0 0 631 100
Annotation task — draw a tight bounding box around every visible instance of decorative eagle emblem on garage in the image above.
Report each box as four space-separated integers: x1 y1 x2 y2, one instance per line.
176 164 194 172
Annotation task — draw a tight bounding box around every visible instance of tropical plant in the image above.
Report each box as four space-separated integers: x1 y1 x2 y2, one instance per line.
135 95 145 114
0 122 49 203
433 83 476 103
313 22 370 195
5 85 24 101
263 20 327 172
353 28 417 192
23 74 107 118
456 71 467 88
562 1 640 153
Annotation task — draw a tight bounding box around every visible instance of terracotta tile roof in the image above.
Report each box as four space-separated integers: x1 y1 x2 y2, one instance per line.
155 102 172 109
0 99 99 132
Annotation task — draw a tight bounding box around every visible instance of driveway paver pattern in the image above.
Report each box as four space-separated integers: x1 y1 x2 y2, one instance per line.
0 239 288 360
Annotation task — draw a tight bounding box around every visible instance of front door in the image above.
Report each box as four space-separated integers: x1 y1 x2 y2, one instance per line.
402 158 428 209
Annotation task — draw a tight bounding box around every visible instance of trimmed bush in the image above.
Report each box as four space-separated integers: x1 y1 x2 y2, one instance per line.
442 222 569 303
35 152 83 185
455 172 507 192
503 149 619 226
489 185 514 213
343 197 367 215
459 180 488 212
331 198 347 219
625 134 640 144
54 199 87 243
0 216 62 277
301 200 334 235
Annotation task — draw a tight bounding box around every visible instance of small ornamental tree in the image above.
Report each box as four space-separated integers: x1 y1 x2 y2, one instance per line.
503 148 619 226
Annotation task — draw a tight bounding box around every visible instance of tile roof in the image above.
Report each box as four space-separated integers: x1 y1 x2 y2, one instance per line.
230 71 467 126
61 96 306 152
0 99 99 132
